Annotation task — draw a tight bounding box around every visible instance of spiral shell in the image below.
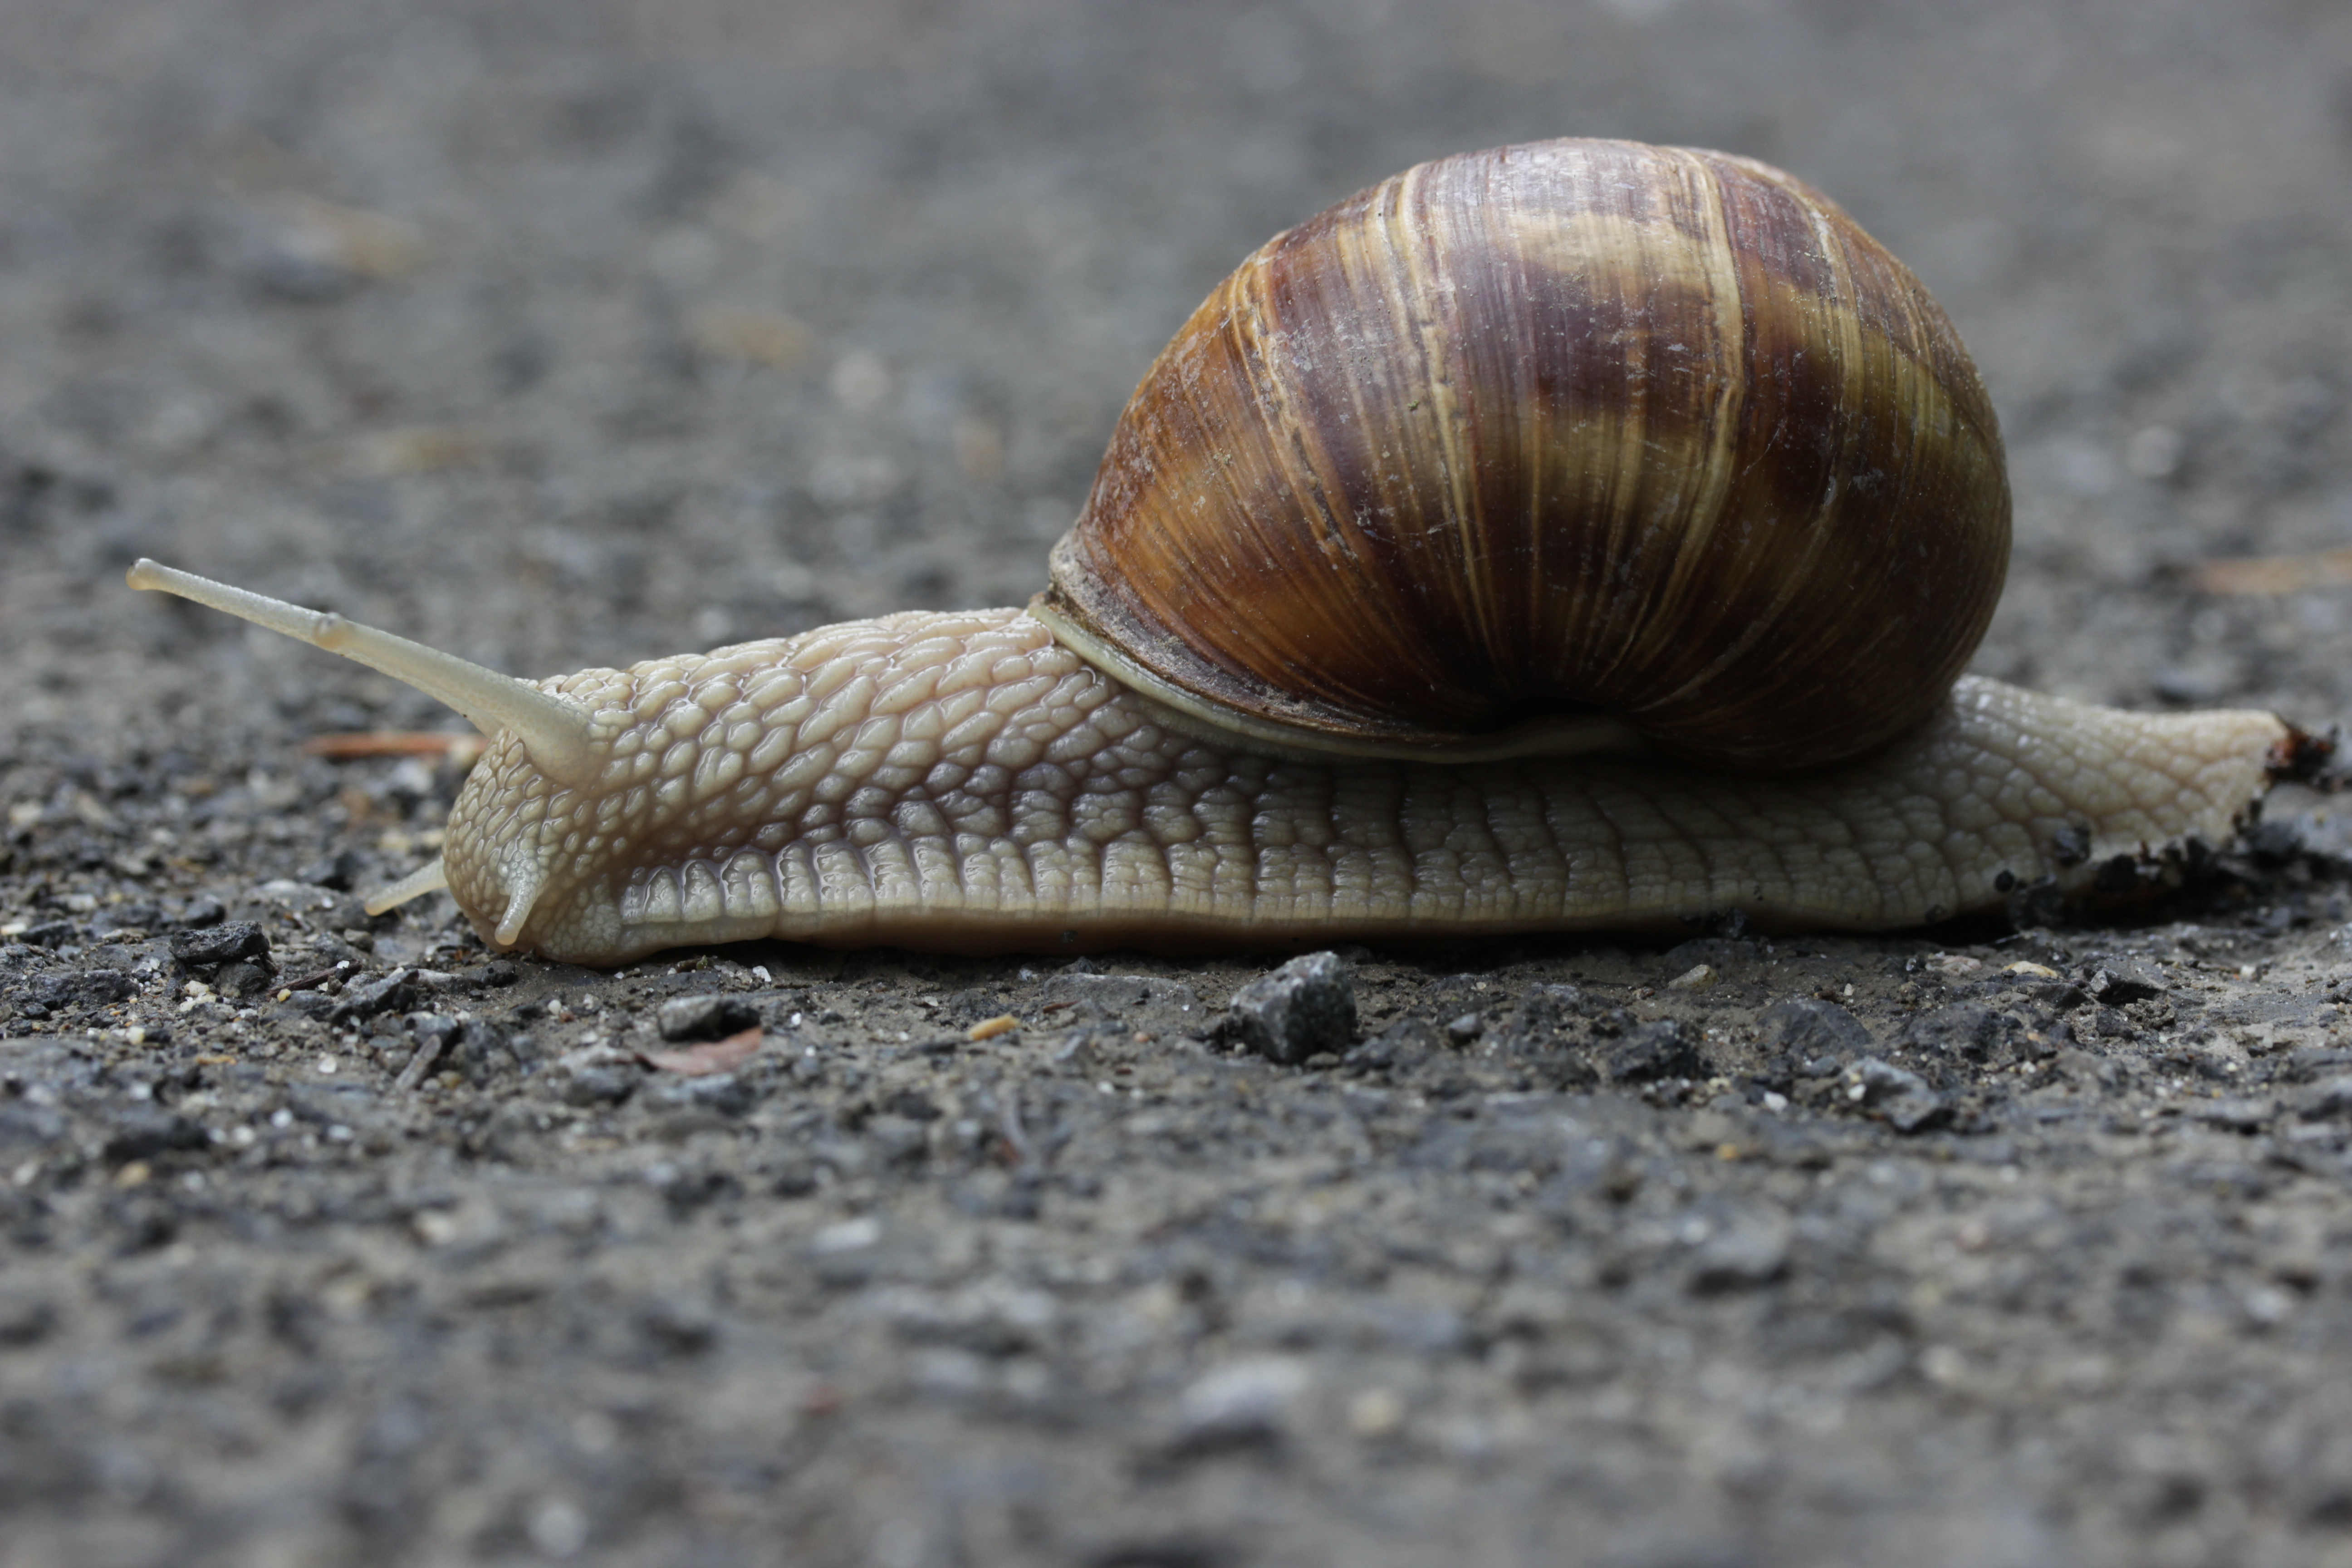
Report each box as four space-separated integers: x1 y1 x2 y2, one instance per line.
1032 138 2010 772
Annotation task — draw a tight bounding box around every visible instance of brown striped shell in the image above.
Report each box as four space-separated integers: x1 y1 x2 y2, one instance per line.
1029 138 2010 772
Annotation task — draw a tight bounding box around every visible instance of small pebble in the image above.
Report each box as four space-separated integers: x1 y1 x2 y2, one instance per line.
169 921 270 966
1222 951 1357 1066
1347 1388 1406 1439
1844 1056 1950 1133
1171 1357 1309 1453
657 994 762 1043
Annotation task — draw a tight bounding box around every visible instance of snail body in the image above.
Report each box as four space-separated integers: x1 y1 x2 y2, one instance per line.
129 140 2307 964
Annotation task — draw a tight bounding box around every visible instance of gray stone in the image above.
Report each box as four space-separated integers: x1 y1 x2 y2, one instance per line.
1222 952 1357 1065
1760 997 1874 1063
213 961 273 999
644 1072 757 1116
298 849 368 891
1901 1002 2010 1062
1686 1206 1794 1293
100 1109 209 1166
2083 958 2166 1006
1603 1019 1708 1083
2297 1076 2352 1120
656 993 761 1042
169 921 270 966
1844 1057 1950 1133
551 1046 642 1107
333 968 417 1025
23 968 136 1009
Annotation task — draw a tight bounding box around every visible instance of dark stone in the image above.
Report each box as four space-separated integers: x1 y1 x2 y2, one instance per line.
646 1073 757 1117
1510 982 1587 1038
0 1292 57 1348
213 961 274 999
1759 998 1873 1063
1344 1016 1441 1073
332 969 417 1025
656 993 762 1042
1844 1057 1949 1133
2298 1076 2352 1119
2087 1005 2135 1040
170 921 270 967
479 960 519 988
2005 876 2067 930
552 1047 641 1107
2009 977 2089 1011
1602 1019 1708 1083
2244 817 2306 866
635 1297 719 1356
14 921 78 949
101 1109 210 1165
89 903 162 937
1901 1002 2009 1062
447 1018 518 1081
298 849 368 891
1221 952 1357 1066
656 1167 744 1215
2190 1097 2273 1133
2083 958 2166 1006
1490 985 1601 1087
23 968 136 1009
275 991 343 1023
882 1088 940 1122
174 897 227 930
405 1012 465 1054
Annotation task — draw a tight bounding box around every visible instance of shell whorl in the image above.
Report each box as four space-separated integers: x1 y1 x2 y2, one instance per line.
1034 138 2011 772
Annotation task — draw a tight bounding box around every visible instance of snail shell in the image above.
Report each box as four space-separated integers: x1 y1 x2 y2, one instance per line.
1035 139 2009 770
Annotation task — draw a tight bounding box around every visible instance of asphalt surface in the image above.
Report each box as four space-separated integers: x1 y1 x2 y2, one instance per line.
5 2 2352 1565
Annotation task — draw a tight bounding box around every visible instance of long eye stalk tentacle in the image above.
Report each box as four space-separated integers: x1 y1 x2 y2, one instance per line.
127 559 599 787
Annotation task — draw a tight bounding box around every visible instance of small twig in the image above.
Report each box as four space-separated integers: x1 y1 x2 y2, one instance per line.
393 1034 448 1092
302 731 488 767
997 1090 1039 1170
279 961 354 993
2193 546 2352 597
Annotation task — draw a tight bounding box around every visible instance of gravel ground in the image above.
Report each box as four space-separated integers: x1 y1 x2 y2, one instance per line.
7 2 2352 1565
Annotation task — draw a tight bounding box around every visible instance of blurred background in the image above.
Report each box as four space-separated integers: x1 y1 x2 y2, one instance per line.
1 0 2348 746
4 8 2352 1566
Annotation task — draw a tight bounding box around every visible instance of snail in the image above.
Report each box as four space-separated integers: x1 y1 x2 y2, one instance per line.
129 138 2319 965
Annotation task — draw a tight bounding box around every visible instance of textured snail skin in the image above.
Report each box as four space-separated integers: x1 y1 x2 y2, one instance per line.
438 609 2286 964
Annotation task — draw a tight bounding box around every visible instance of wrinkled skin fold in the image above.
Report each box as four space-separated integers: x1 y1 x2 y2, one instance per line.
436 610 2288 963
